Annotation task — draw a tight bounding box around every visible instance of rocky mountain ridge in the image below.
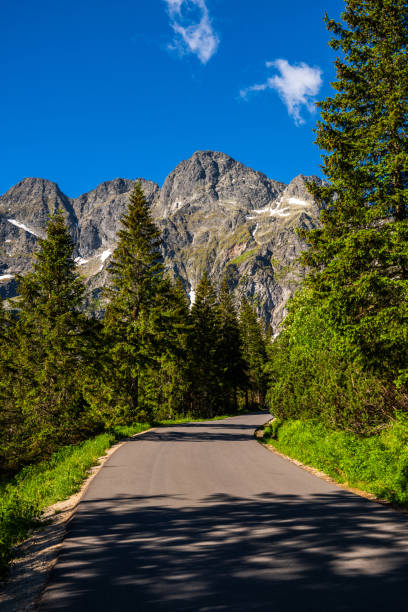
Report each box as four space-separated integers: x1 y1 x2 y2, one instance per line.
0 151 323 331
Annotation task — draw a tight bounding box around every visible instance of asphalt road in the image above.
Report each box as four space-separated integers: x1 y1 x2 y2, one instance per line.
40 413 408 611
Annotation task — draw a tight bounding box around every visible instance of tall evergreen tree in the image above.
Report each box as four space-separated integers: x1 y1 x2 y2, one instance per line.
13 211 98 466
104 182 180 420
0 301 20 474
239 298 267 408
216 277 246 411
153 277 191 418
302 0 408 379
187 273 223 417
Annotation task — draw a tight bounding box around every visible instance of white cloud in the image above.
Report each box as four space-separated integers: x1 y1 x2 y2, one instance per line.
165 0 185 12
163 0 219 64
240 59 322 126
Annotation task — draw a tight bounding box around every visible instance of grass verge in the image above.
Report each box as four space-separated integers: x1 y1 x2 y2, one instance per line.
263 416 408 507
0 423 150 578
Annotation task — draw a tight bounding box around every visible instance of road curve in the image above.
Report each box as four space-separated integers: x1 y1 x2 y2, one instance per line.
40 413 408 611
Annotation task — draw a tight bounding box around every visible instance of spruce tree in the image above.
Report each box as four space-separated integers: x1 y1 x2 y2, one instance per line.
153 277 191 418
239 298 267 408
0 301 20 474
187 273 223 417
104 182 176 420
302 0 408 378
14 211 98 465
216 278 246 412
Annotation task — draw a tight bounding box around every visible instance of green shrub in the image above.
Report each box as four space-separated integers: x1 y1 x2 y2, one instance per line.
265 289 405 434
263 419 282 441
270 418 282 439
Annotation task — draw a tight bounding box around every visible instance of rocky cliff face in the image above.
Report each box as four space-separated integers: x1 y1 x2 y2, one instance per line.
0 151 323 331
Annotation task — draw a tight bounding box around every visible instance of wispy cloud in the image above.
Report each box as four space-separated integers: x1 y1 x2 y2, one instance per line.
240 59 322 126
163 0 219 64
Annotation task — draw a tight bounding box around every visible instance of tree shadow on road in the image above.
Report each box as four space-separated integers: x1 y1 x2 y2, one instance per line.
40 490 408 611
126 422 268 444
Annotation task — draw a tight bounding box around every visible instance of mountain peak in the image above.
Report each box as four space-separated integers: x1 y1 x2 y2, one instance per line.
282 174 323 202
0 176 75 230
190 149 235 161
2 177 62 198
156 150 286 217
1 153 323 331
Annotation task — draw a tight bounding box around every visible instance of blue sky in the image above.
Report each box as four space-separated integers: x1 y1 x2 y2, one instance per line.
1 0 344 197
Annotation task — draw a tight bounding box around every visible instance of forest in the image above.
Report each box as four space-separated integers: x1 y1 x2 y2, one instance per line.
0 184 268 476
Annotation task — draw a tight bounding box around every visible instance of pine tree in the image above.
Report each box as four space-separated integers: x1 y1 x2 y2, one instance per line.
104 182 176 420
153 277 191 418
0 302 21 474
187 273 223 417
239 298 267 408
13 211 98 466
302 0 408 378
18 211 84 317
216 278 246 411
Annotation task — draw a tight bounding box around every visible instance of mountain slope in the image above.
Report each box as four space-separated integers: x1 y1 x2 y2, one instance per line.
0 151 323 330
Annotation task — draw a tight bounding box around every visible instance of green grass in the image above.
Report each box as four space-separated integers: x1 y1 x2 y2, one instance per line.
228 248 258 267
263 416 408 507
0 423 150 578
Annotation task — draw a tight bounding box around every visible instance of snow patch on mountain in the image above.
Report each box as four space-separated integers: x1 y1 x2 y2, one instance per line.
7 219 41 237
188 289 196 306
288 197 310 206
253 205 271 215
100 249 112 263
75 257 89 265
270 207 290 217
